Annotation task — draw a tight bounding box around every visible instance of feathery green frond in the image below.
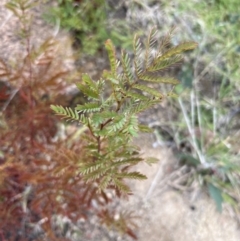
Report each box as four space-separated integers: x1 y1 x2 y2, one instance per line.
139 74 180 85
50 105 80 122
115 172 147 180
107 114 128 133
145 27 158 69
76 83 99 99
82 73 98 91
149 27 158 49
113 178 131 194
75 103 102 113
105 39 117 76
130 100 159 114
126 91 149 101
123 115 139 137
92 111 117 125
133 36 144 77
157 30 173 55
80 161 105 175
111 157 143 167
98 175 112 191
84 166 109 182
122 50 134 84
149 55 183 72
159 41 198 59
133 84 164 99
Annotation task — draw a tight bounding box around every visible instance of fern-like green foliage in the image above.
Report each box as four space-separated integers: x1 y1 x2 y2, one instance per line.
51 28 197 194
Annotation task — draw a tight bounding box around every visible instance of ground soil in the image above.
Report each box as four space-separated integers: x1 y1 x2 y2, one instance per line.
125 133 240 241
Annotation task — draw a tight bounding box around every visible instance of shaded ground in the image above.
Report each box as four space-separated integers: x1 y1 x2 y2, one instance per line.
125 133 240 241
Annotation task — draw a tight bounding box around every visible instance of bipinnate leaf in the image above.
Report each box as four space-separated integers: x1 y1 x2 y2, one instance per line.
124 115 139 136
115 172 147 180
98 175 112 191
113 179 131 194
75 103 102 113
50 105 79 122
82 73 97 90
139 74 180 85
122 50 134 84
159 41 198 59
105 39 118 76
133 36 144 77
111 157 143 167
134 84 163 99
145 27 158 69
149 55 183 72
92 111 117 125
107 115 127 133
76 83 99 99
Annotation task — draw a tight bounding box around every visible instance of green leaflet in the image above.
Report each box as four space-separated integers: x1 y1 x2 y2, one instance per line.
75 103 102 113
139 74 180 85
148 28 158 49
126 91 149 101
159 41 198 60
149 55 183 72
134 84 164 99
83 166 109 181
105 39 117 76
76 83 99 99
98 175 112 191
107 114 127 133
81 73 99 92
111 157 143 167
113 178 131 194
122 50 134 84
80 161 105 175
144 27 158 69
114 171 147 180
50 105 79 122
92 111 117 125
124 115 139 137
131 100 159 114
133 36 144 77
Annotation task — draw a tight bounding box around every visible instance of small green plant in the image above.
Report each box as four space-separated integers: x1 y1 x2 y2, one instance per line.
51 28 197 195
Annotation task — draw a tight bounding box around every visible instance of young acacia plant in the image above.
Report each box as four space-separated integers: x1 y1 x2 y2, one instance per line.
51 27 197 234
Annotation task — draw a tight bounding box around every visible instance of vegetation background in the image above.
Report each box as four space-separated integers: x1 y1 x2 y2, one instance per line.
0 0 240 240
